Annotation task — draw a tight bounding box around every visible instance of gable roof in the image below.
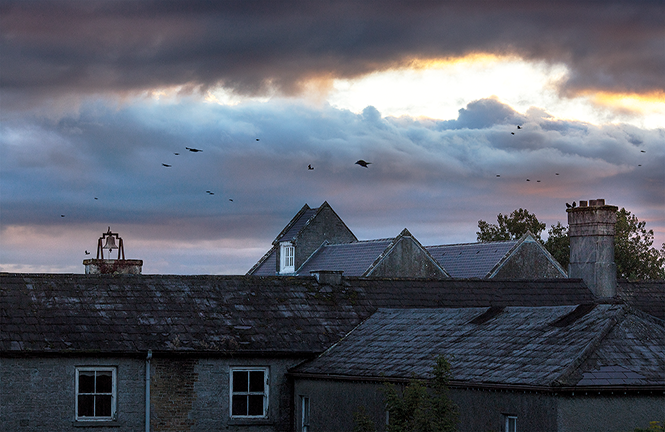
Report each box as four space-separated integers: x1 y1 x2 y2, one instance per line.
617 280 665 321
247 246 277 276
0 273 595 355
291 305 665 389
297 239 394 276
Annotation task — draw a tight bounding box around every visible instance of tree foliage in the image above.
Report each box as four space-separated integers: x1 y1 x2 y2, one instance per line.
382 355 459 432
478 207 665 280
476 208 546 242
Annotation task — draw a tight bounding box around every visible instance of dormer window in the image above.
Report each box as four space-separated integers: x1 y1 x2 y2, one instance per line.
280 242 295 273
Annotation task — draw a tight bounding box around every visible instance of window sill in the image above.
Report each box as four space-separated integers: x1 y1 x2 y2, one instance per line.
73 420 121 427
228 418 274 426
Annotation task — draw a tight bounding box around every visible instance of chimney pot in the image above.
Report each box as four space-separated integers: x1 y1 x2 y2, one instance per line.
580 201 588 207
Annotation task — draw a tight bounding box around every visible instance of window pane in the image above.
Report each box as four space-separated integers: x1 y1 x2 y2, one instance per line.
248 395 264 416
96 372 113 393
79 372 95 393
233 371 248 392
249 371 264 392
232 395 247 416
95 395 112 417
78 395 95 417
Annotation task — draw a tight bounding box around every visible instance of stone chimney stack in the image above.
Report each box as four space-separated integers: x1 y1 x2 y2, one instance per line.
567 199 618 298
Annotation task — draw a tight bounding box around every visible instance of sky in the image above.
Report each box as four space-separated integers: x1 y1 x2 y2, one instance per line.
1 0 663 275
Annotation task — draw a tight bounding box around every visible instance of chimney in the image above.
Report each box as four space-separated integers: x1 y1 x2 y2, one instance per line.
567 199 618 297
310 270 344 285
83 227 143 275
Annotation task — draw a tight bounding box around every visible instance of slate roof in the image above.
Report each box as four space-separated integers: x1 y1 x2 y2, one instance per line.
0 274 595 355
297 239 394 276
425 240 518 278
248 246 277 276
617 280 665 321
291 305 665 389
277 207 318 243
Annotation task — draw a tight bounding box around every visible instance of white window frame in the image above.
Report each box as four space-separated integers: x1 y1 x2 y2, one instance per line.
75 367 117 421
280 242 295 273
229 367 269 418
300 395 310 432
504 414 517 432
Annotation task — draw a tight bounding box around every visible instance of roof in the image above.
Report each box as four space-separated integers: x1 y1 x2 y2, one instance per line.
297 239 394 276
277 207 318 243
247 246 277 276
426 240 518 278
0 273 595 355
617 280 665 321
291 305 665 389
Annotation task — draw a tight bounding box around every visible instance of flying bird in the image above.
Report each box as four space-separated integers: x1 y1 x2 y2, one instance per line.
61 215 65 217
174 152 180 155
256 139 260 141
308 164 314 170
638 164 642 166
537 180 541 182
185 147 202 152
162 163 172 167
355 160 371 168
526 179 530 181
641 150 646 153
496 175 500 177
229 199 234 202
555 173 559 176
517 125 522 129
94 197 98 200
85 250 90 255
206 190 214 195
511 132 515 135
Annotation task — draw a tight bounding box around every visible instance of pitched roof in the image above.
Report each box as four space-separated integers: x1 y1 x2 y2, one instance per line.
617 280 665 321
291 305 665 389
247 246 277 276
426 240 518 278
0 274 595 355
297 239 393 276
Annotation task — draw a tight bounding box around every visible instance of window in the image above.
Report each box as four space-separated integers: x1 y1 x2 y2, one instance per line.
300 396 310 432
504 415 517 432
76 367 116 421
280 242 295 273
230 367 269 418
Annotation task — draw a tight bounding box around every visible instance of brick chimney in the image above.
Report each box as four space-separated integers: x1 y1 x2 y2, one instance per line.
567 199 618 298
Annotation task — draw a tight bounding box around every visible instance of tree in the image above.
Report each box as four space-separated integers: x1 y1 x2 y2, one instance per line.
476 208 546 242
615 208 665 280
478 207 665 280
544 221 570 270
381 355 459 432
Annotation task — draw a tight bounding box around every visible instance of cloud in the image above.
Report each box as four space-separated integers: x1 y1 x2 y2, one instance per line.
2 0 663 110
1 96 663 273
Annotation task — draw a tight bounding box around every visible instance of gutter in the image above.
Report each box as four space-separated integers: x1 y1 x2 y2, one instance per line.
146 350 152 432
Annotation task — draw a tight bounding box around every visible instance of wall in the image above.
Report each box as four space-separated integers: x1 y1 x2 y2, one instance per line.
492 241 566 279
293 378 560 432
293 206 356 272
367 236 447 278
0 356 145 431
1 355 308 432
557 394 665 432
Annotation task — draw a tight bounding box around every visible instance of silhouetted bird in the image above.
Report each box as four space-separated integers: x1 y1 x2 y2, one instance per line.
94 197 98 200
174 152 180 155
496 174 500 177
517 125 522 129
537 180 541 182
638 164 642 166
61 215 65 217
572 202 577 208
308 164 314 170
641 150 646 153
206 191 214 195
526 179 530 181
566 203 572 208
162 163 172 167
256 139 260 141
355 160 371 168
85 250 90 255
229 199 234 202
511 132 515 135
555 173 559 175
186 147 202 152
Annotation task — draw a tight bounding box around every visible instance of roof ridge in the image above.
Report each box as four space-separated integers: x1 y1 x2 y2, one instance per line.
426 240 519 248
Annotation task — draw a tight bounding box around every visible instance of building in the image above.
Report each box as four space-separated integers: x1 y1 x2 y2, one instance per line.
1 198 663 431
248 202 567 279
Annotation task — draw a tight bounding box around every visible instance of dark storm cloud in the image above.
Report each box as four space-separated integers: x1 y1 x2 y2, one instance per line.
2 96 663 274
2 0 663 108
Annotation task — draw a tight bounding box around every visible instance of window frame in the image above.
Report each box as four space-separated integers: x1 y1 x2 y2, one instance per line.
229 367 270 419
300 395 310 432
280 242 295 273
504 414 517 432
75 366 117 422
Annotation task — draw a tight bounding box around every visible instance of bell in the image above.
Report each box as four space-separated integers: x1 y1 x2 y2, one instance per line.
103 235 118 251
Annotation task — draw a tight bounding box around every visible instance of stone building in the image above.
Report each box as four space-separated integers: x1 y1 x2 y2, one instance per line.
248 202 567 279
1 198 663 431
